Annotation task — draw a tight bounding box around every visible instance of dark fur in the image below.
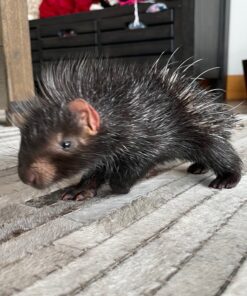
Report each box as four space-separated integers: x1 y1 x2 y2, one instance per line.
18 56 242 196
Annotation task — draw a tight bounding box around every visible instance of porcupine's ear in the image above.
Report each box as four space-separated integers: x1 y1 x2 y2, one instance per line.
68 99 100 136
6 100 31 128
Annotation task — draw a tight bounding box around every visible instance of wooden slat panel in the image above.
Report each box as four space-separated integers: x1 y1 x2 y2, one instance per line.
31 40 39 51
40 21 96 38
31 51 40 63
102 40 172 57
41 33 96 49
101 25 173 45
39 25 173 50
113 55 171 66
30 28 37 40
29 8 174 66
42 46 97 60
100 10 174 31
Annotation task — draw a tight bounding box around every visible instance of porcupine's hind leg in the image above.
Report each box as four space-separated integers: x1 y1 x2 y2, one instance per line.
187 163 209 174
196 139 242 189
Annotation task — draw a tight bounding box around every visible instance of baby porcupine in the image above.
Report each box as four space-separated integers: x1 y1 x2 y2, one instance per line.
18 56 242 200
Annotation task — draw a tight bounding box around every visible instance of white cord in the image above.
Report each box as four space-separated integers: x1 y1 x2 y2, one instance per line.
134 0 140 26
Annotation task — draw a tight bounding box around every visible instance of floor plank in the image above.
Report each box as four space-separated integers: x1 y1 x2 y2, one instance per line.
0 116 247 296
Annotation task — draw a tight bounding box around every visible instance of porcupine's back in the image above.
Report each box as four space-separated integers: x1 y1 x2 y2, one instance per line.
154 58 237 140
36 56 237 145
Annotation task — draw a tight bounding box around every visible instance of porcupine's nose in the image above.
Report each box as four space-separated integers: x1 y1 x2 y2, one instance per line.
18 165 39 187
25 170 37 186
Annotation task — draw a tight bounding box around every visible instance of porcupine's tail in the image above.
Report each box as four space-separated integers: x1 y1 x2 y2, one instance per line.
154 53 242 189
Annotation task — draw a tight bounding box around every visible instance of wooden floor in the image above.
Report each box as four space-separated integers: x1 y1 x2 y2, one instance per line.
0 116 247 296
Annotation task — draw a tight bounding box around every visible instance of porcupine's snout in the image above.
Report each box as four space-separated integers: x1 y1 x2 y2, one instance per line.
18 155 57 189
18 165 38 187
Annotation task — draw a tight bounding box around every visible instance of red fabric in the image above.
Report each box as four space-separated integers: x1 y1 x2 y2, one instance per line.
39 0 94 18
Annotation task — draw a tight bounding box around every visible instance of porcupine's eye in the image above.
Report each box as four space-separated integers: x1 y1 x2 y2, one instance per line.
60 140 72 150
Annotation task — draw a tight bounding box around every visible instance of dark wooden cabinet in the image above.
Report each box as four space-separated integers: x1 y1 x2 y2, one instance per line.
29 0 230 89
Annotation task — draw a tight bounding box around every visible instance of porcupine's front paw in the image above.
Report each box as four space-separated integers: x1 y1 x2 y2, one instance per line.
209 172 241 189
62 186 96 201
61 177 98 201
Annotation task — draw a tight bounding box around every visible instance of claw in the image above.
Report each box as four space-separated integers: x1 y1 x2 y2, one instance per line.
61 185 97 201
209 173 241 189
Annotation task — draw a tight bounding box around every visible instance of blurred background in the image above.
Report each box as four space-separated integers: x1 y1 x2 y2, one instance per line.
27 0 247 101
0 0 246 120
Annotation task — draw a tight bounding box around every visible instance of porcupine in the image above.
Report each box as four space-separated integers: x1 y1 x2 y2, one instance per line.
17 55 242 200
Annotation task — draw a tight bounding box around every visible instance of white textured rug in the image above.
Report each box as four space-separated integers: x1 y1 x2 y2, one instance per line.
0 116 247 296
